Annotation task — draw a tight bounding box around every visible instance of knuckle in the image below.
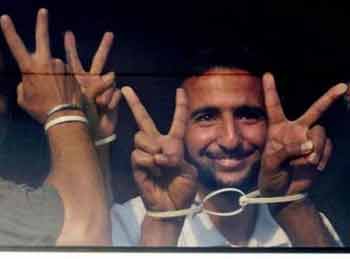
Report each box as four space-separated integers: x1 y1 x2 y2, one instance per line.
170 156 181 166
21 62 31 73
312 124 323 132
52 58 63 65
309 155 320 165
131 150 139 163
285 142 298 154
134 131 144 145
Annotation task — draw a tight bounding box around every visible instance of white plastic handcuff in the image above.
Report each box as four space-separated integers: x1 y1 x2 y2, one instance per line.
146 188 307 218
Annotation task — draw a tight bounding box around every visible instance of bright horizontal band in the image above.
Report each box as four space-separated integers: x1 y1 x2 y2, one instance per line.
95 134 117 146
146 188 307 219
47 103 82 119
44 115 88 132
239 190 307 206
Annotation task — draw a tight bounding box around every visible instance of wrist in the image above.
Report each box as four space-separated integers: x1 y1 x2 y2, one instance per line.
45 110 88 134
47 110 85 120
141 216 185 246
272 197 315 222
144 215 185 226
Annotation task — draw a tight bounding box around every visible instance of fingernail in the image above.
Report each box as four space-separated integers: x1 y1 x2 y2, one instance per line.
301 141 313 153
308 152 318 163
317 163 326 171
335 83 348 95
105 32 114 39
39 8 48 15
0 15 8 26
121 86 132 95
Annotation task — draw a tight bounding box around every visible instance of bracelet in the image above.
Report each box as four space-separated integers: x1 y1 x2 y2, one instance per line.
47 104 82 119
44 115 88 132
95 134 117 146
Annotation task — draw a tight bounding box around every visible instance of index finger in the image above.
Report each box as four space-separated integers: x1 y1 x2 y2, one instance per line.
169 88 188 139
262 72 286 124
35 8 51 59
64 30 85 74
90 32 114 74
0 15 31 70
297 83 348 126
121 86 159 135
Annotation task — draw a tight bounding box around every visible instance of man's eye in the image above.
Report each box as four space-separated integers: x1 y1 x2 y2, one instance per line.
194 113 214 122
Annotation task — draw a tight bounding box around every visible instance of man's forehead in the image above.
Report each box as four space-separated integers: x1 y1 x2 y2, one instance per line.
183 67 264 108
184 67 261 88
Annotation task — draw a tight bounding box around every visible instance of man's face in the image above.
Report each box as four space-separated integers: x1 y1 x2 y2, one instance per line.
184 67 267 189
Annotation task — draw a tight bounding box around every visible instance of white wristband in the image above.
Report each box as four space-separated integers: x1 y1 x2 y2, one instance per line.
44 115 88 132
95 134 117 146
47 103 82 118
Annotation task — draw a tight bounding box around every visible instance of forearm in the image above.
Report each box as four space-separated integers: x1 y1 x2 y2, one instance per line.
140 216 184 246
46 110 111 245
85 98 114 208
273 198 339 247
96 144 113 208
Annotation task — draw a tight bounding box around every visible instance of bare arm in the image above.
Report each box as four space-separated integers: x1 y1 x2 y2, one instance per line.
1 9 111 245
64 31 121 208
96 144 114 207
46 110 111 245
259 73 345 246
140 217 184 246
122 87 198 246
274 198 339 247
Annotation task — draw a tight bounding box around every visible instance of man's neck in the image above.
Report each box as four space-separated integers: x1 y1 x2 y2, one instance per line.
198 184 258 246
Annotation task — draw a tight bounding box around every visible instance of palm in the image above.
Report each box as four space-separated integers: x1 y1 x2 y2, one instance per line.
64 31 120 138
123 87 198 212
142 137 196 211
0 10 82 123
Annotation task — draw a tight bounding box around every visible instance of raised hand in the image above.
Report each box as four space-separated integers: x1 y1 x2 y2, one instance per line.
0 9 82 124
122 87 198 213
64 31 121 138
259 73 347 197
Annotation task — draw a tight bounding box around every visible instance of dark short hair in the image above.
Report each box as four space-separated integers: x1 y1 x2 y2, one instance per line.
184 46 264 78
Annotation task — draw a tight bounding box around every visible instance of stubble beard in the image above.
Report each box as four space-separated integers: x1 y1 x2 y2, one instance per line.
197 160 260 193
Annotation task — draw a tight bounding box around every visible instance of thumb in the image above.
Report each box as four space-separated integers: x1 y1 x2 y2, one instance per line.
262 140 314 174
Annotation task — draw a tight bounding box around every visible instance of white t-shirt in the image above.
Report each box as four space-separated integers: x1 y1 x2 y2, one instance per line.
111 196 342 247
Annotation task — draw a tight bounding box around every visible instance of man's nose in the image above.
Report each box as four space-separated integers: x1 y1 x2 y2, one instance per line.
217 117 241 151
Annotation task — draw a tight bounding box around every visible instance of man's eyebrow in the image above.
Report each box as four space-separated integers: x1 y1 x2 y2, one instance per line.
235 105 267 117
190 107 218 119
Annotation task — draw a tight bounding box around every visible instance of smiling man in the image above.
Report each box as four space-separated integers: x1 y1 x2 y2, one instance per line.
183 67 266 192
111 50 344 247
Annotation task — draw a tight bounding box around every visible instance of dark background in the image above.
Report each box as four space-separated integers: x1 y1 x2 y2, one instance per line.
1 0 350 245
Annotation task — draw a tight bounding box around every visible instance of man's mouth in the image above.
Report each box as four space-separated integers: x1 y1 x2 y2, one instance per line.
212 157 246 171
